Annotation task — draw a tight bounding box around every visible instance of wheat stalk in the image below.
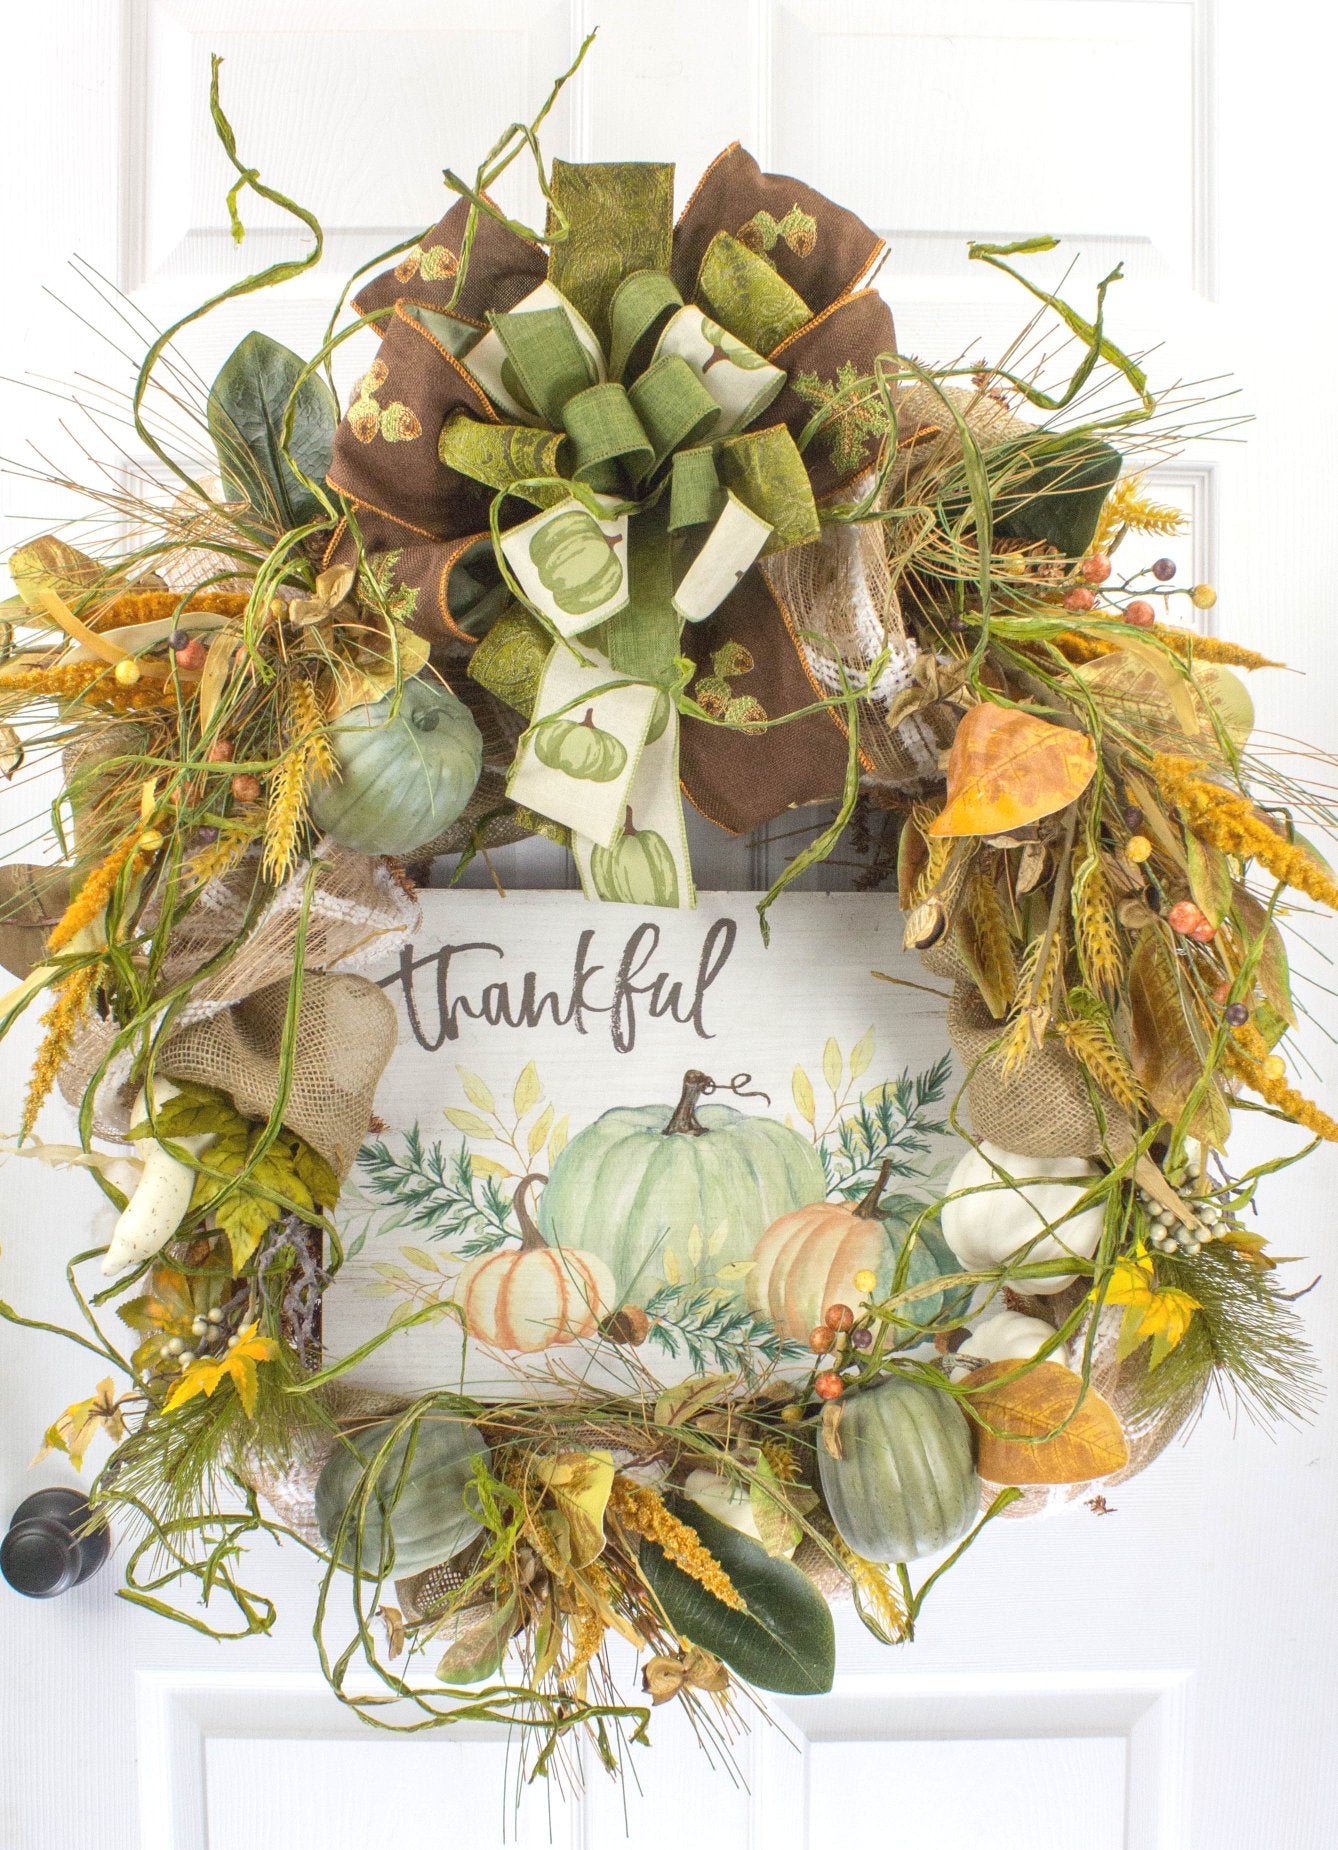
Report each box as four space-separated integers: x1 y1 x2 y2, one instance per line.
1072 855 1122 993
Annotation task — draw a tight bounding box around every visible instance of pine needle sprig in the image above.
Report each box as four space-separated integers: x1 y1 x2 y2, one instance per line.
356 1130 517 1253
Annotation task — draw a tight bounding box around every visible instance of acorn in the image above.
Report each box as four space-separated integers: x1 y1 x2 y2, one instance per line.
599 1305 650 1346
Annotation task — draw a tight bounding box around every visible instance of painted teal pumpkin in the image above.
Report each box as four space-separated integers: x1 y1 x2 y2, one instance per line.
748 1162 969 1342
537 1070 826 1300
817 1375 978 1564
533 707 627 782
589 808 679 905
530 508 623 615
308 676 482 855
315 1414 487 1577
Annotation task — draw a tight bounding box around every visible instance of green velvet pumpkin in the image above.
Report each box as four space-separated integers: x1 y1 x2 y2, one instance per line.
537 1070 826 1300
589 810 679 905
533 708 627 782
530 507 623 615
817 1375 978 1565
315 1414 488 1577
308 676 482 855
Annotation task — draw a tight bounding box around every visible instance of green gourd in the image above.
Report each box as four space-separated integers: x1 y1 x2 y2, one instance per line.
817 1375 978 1565
315 1414 488 1577
537 1069 827 1301
533 707 627 782
529 507 624 615
308 676 482 856
590 806 679 906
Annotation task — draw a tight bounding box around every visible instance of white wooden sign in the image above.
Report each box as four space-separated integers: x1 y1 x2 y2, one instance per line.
326 892 959 1397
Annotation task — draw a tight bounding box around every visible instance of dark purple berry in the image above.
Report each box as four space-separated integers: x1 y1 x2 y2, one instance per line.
1151 558 1176 582
166 628 190 651
849 1327 874 1352
1224 1002 1249 1027
1123 805 1144 830
196 826 219 845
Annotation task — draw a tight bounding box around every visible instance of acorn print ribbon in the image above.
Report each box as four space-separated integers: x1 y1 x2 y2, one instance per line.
327 146 897 903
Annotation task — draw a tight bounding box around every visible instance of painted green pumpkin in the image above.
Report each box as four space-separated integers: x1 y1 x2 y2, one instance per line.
537 1070 827 1300
308 676 482 855
530 507 624 615
817 1375 978 1565
315 1414 488 1577
533 707 627 782
590 807 679 906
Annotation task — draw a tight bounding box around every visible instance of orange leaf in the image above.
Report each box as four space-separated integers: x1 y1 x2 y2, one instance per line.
962 1359 1129 1485
928 705 1096 838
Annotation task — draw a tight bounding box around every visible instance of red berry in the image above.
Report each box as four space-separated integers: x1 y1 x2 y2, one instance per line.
807 1327 832 1354
1080 553 1113 585
1224 1002 1249 1027
1188 918 1217 943
1167 899 1206 934
1063 585 1096 612
1152 557 1176 582
1125 600 1156 628
814 1372 844 1401
1212 980 1232 1005
174 638 207 672
825 1303 855 1332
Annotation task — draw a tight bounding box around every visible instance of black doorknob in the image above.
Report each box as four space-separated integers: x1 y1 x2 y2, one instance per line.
1 1488 110 1598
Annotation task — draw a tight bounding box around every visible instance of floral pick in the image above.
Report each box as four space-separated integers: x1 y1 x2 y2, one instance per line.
162 1322 279 1418
35 1377 128 1471
1104 1250 1201 1369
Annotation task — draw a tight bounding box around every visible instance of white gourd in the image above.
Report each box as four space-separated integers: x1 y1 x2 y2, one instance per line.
940 1140 1103 1295
962 1309 1066 1368
100 1082 214 1276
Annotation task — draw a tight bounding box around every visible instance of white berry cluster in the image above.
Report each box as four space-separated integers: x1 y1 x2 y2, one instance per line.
1139 1170 1239 1259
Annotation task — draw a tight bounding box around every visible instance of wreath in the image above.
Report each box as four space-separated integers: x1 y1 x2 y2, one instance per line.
0 39 1328 1778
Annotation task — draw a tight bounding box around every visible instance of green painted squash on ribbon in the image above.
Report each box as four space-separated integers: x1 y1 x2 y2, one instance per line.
590 806 679 905
537 1070 826 1300
817 1375 978 1565
308 676 482 855
315 1414 488 1577
638 1493 834 1695
530 507 624 615
533 707 627 782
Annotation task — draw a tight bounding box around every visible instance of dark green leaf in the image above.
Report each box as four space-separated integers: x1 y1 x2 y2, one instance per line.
207 331 336 532
992 435 1122 559
637 1495 834 1695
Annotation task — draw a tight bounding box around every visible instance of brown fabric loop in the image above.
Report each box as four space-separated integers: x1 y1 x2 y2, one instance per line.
353 195 545 324
766 290 898 500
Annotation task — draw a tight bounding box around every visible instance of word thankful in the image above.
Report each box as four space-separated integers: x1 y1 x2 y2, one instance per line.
380 918 738 1054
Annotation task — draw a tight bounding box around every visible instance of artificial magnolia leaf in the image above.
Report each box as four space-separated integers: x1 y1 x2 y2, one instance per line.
636 1494 834 1695
929 704 1096 838
748 1455 803 1559
1077 647 1253 757
9 535 101 611
653 1375 740 1429
963 1359 1128 1484
0 864 71 980
531 1449 614 1570
991 434 1122 559
1127 930 1231 1148
207 331 337 533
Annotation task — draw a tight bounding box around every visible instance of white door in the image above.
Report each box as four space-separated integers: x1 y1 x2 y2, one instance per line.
4 4 1337 1846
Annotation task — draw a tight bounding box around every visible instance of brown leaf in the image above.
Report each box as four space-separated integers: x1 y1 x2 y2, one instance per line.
964 1360 1128 1484
1229 887 1295 1027
1185 833 1232 927
1127 931 1231 1147
929 704 1096 838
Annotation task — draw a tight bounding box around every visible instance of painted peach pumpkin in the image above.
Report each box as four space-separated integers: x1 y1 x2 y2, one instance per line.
455 1174 615 1354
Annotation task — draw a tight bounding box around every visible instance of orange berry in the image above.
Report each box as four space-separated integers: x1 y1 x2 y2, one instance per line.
174 638 207 672
808 1326 832 1353
1080 553 1112 585
1063 585 1096 612
1125 600 1156 627
814 1372 844 1401
825 1303 855 1332
1168 899 1208 936
230 773 261 804
1188 918 1217 944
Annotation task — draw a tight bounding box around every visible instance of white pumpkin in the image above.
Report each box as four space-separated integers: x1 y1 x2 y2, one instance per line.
455 1175 615 1354
682 1468 799 1558
961 1310 1066 1369
939 1140 1103 1295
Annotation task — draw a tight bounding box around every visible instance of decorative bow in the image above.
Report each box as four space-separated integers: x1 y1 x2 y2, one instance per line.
327 147 897 903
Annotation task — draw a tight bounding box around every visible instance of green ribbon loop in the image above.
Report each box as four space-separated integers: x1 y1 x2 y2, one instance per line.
696 230 812 356
562 381 656 487
608 269 684 380
627 355 721 467
718 424 821 553
669 446 725 532
491 304 599 427
438 413 567 506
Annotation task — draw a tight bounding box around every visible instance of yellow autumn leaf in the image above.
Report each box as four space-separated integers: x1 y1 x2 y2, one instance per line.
527 1104 554 1159
444 1107 493 1139
849 1026 876 1080
1102 1251 1155 1306
513 1061 541 1118
162 1323 279 1420
686 1223 704 1267
792 1066 816 1126
456 1067 496 1114
34 1378 126 1472
662 1250 682 1286
531 1449 614 1569
929 704 1096 839
822 1037 843 1092
469 1154 510 1180
964 1360 1129 1485
548 1114 569 1161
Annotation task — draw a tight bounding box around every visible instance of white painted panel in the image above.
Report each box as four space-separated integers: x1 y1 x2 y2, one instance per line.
772 0 1201 285
807 1736 1127 1844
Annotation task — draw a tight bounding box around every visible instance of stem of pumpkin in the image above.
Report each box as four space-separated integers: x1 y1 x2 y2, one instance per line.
623 806 636 836
580 709 595 729
853 1158 894 1220
512 1172 549 1251
662 1070 713 1137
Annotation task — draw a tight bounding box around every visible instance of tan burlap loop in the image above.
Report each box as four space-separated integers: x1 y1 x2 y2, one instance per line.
885 382 1034 505
945 980 1130 1160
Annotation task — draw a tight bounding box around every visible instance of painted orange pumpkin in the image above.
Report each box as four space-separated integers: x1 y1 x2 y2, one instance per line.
455 1174 616 1354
